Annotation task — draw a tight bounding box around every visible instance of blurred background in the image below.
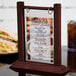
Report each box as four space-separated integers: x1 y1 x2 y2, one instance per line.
0 0 76 46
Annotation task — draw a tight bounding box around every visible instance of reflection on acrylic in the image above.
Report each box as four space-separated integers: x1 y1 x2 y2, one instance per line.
26 17 54 64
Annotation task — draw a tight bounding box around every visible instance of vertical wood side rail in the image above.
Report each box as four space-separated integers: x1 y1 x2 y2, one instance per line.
17 2 25 61
54 4 61 65
17 2 25 76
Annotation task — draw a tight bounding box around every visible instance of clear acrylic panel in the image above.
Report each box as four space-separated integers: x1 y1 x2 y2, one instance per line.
24 9 54 64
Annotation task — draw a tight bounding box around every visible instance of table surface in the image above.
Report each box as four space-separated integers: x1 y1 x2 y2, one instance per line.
0 46 76 76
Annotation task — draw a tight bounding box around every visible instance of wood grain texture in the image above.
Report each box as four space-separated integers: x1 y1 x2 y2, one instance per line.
17 2 61 66
23 6 54 10
54 4 61 65
10 2 69 76
10 60 69 76
17 2 25 61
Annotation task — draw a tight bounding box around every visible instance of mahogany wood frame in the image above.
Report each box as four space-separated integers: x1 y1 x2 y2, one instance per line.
10 1 69 76
17 1 61 65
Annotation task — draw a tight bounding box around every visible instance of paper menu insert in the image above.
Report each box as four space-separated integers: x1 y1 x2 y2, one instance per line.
26 17 54 63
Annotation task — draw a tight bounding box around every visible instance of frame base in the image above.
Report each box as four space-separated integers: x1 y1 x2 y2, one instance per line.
10 60 69 76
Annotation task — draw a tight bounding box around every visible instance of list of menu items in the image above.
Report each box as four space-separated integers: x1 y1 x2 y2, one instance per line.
30 19 51 62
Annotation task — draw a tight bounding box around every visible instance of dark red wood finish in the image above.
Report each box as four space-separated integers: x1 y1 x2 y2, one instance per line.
54 4 61 65
17 2 61 65
23 6 54 10
17 2 25 61
10 60 69 76
10 1 69 76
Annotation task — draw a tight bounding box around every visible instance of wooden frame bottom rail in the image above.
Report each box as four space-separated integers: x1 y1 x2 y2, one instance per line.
10 60 69 76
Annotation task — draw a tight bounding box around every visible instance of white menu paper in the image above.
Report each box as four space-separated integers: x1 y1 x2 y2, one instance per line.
30 20 51 62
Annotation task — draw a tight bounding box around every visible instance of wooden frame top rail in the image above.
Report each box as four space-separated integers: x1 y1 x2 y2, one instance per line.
23 6 54 10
